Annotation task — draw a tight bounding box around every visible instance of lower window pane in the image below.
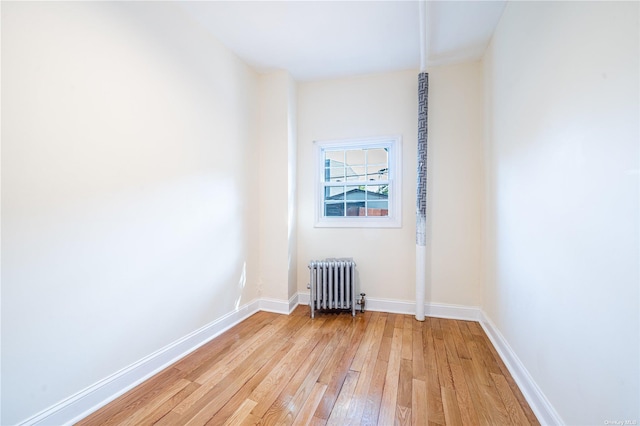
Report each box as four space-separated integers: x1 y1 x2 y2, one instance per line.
325 202 344 217
366 201 388 216
346 203 363 216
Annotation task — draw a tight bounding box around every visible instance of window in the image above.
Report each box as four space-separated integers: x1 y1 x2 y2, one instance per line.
315 136 402 228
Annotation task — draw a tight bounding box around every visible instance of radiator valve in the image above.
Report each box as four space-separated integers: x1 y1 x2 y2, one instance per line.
357 293 366 313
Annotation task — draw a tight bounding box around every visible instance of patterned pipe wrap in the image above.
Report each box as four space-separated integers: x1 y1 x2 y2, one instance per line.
416 72 429 246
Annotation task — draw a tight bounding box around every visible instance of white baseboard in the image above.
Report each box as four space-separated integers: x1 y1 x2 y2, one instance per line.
297 292 481 321
480 312 564 425
259 293 299 315
19 300 261 426
287 293 299 313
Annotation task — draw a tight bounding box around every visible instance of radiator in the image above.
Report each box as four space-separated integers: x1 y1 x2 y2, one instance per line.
308 259 364 318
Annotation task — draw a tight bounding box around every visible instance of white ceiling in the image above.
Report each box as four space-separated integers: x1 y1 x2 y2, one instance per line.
178 1 506 81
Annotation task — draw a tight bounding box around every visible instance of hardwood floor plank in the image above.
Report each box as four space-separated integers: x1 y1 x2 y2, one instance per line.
476 332 540 425
193 314 292 385
178 317 310 425
77 307 539 426
116 379 191 426
76 367 185 426
344 314 386 425
460 359 493 426
248 317 328 419
174 315 304 417
258 317 346 425
450 362 479 426
441 321 461 366
203 326 312 426
222 399 257 426
422 321 445 426
396 405 411 426
412 322 426 382
402 316 414 360
276 318 351 424
153 411 182 426
377 327 402 425
394 313 405 330
397 358 413 410
430 318 443 341
141 382 200 425
411 379 428 426
326 370 359 425
441 387 463 426
359 358 387 426
314 314 371 420
176 311 275 376
471 334 502 376
311 416 328 426
182 340 298 426
292 382 328 426
350 311 380 372
466 340 492 388
434 336 454 390
491 372 532 426
450 321 472 361
479 376 512 425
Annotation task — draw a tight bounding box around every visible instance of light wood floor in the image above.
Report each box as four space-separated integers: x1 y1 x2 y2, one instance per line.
78 306 539 425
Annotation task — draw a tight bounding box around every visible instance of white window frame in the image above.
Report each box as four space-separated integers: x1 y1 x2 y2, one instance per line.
314 135 402 228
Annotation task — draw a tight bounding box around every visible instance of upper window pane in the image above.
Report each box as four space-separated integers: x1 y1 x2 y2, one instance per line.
325 150 345 163
345 149 366 167
326 167 345 182
367 148 388 165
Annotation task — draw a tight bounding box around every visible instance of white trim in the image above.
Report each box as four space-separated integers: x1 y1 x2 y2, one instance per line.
257 294 299 315
297 292 480 321
18 300 261 426
314 135 402 228
425 302 481 321
287 293 299 313
479 312 565 426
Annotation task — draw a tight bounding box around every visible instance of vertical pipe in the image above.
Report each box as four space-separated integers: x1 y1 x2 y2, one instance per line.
416 72 429 322
418 1 427 72
416 0 429 321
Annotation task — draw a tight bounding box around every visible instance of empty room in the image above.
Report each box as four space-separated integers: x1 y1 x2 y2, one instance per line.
1 1 638 425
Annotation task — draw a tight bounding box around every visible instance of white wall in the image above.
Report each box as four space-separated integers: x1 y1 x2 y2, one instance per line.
1 3 260 424
258 71 298 303
287 76 299 302
296 66 483 308
428 62 483 307
483 2 639 423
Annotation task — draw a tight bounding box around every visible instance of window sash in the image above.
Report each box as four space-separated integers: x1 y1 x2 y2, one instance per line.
314 136 401 228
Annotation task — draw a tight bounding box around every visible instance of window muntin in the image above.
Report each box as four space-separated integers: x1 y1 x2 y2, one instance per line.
315 136 401 228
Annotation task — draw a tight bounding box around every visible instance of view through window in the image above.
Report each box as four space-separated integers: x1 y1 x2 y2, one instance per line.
323 147 389 217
